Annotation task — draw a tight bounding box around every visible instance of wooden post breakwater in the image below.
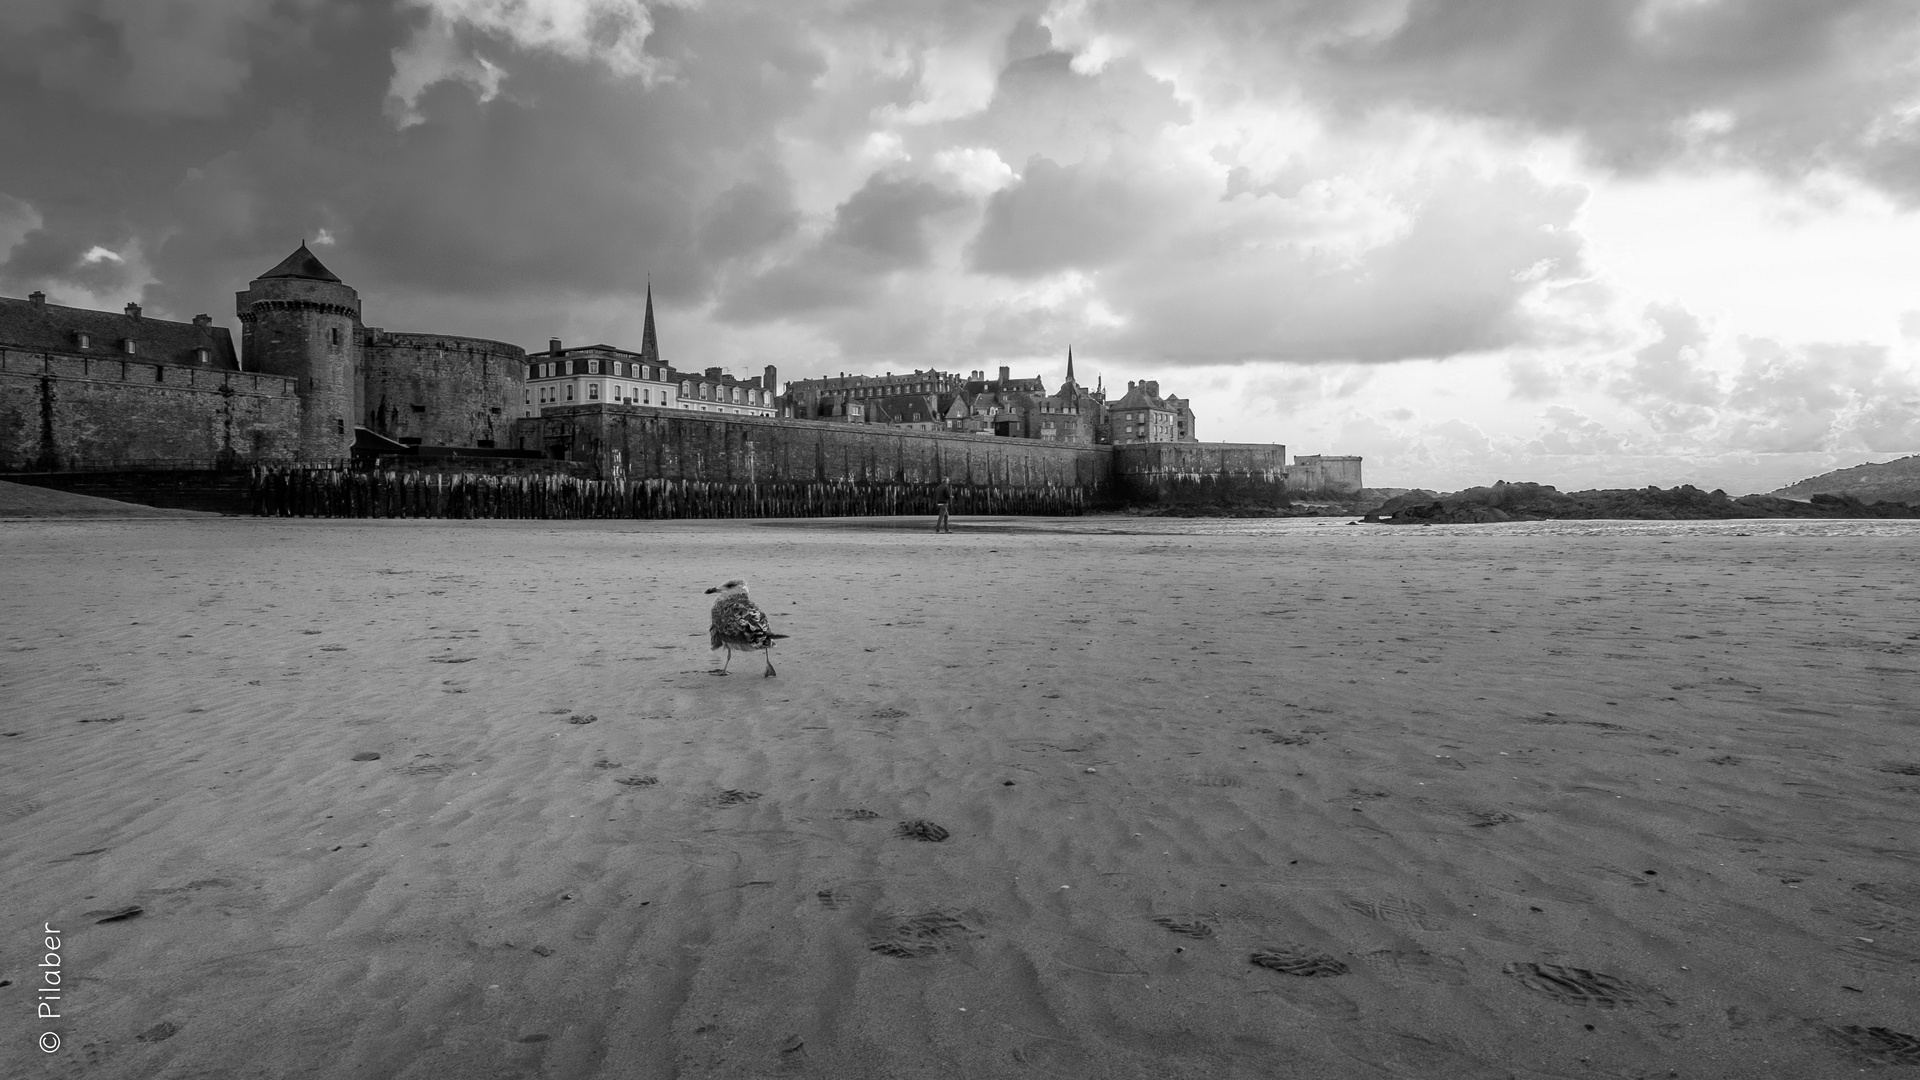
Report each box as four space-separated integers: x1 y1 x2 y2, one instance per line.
249 466 1096 520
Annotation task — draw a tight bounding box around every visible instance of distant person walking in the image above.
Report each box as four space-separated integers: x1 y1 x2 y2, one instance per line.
935 476 953 533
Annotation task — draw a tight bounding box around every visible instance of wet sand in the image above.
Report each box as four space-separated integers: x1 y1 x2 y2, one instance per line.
2 515 1917 1078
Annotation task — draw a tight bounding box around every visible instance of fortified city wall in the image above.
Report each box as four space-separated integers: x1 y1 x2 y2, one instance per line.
0 345 301 470
517 404 1113 492
360 331 527 449
1110 443 1363 506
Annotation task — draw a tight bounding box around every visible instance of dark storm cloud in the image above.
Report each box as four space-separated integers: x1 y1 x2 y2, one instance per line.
1081 0 1920 201
969 156 1166 277
1320 0 1920 185
717 173 969 321
0 0 829 338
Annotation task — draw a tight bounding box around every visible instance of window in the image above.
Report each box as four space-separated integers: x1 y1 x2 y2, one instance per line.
588 383 600 400
643 389 650 404
195 348 210 364
125 339 137 355
77 332 91 350
588 360 600 374
525 390 531 404
682 380 691 397
410 403 426 413
566 385 575 400
564 361 574 375
154 365 164 381
330 327 341 346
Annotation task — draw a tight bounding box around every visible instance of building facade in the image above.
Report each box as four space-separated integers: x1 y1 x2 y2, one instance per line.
1107 379 1196 445
522 288 778 420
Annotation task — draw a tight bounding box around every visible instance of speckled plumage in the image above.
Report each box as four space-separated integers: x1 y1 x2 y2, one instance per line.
705 579 788 676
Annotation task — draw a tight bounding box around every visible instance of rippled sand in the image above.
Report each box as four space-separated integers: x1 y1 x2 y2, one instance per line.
3 515 1917 1078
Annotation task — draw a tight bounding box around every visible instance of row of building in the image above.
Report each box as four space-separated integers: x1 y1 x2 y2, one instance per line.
778 354 1195 446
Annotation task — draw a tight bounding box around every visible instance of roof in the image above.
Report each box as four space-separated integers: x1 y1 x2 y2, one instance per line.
256 243 342 283
0 295 239 369
1110 380 1173 413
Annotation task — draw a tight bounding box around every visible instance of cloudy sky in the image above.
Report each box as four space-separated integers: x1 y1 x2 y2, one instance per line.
4 0 1920 492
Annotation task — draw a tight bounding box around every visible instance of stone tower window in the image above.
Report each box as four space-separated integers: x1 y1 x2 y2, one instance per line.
330 327 341 346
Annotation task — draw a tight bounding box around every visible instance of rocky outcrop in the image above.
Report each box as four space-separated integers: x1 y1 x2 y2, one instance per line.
1367 480 1920 523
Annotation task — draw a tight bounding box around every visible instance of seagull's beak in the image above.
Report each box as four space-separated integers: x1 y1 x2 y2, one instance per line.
704 586 719 594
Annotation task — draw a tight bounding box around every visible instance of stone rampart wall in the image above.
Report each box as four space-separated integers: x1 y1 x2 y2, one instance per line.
0 346 301 470
1111 442 1292 506
515 405 1113 493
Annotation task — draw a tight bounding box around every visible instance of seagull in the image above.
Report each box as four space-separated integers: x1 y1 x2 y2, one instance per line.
705 579 788 677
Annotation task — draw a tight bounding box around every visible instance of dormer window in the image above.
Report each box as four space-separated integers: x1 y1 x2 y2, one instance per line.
123 339 137 355
76 332 90 350
587 360 600 375
195 347 210 364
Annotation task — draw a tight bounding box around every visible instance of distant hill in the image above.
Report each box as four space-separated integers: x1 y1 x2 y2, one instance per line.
1768 455 1920 504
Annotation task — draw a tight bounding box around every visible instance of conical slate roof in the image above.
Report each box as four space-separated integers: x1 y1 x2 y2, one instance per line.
257 243 341 283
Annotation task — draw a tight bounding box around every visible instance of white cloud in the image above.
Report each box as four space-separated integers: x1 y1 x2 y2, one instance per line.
386 0 686 126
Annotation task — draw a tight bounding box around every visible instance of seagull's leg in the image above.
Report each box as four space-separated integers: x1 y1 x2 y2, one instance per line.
763 648 777 678
712 645 732 675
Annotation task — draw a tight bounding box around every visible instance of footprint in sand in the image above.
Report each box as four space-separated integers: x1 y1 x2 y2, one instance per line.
1827 1025 1920 1066
84 905 143 924
707 789 762 807
817 889 854 910
895 819 949 842
566 714 597 725
1180 773 1241 788
614 775 658 788
399 762 456 776
1149 914 1218 939
1880 762 1920 777
1854 882 1920 910
1361 949 1469 986
1249 944 1349 977
831 808 880 821
592 759 621 770
1342 895 1445 932
351 752 381 761
135 1021 179 1043
1501 962 1664 1008
1468 810 1523 828
866 910 981 958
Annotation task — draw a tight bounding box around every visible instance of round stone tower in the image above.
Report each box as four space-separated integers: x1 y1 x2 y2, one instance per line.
236 244 360 461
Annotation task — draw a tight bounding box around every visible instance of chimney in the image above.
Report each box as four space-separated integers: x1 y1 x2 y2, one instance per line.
28 291 45 306
192 314 212 329
705 367 723 379
764 364 777 393
549 337 562 354
998 365 1010 382
125 302 142 320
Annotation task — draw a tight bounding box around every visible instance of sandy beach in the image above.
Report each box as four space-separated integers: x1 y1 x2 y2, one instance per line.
3 512 1917 1078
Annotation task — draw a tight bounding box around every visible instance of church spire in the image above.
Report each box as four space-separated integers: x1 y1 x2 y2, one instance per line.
640 277 659 364
1065 345 1076 387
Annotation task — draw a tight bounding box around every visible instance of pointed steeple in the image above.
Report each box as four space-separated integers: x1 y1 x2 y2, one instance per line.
1064 345 1076 387
639 278 659 364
